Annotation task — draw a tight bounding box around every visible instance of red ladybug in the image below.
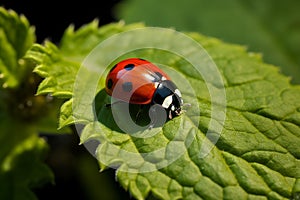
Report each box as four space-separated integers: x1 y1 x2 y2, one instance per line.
105 58 183 121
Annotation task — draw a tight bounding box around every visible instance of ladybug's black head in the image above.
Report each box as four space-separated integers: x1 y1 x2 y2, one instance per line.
152 80 183 120
164 92 183 119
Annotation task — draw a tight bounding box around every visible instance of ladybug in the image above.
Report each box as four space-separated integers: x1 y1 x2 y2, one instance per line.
105 58 183 125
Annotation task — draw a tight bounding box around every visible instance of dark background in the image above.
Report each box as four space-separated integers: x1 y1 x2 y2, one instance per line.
1 0 122 43
1 1 133 199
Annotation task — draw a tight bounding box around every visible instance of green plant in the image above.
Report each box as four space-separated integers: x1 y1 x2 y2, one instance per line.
1 6 300 200
0 7 59 200
116 0 300 84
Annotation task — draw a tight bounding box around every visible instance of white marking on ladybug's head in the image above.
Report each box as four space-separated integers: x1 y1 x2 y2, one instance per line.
162 76 167 81
171 105 175 111
162 95 173 109
154 82 159 88
174 89 182 97
174 89 183 104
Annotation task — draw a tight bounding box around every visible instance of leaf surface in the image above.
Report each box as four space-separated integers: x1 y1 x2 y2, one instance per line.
27 21 300 200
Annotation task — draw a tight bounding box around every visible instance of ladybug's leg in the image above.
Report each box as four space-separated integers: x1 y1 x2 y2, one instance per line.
148 116 156 130
134 104 144 123
180 103 192 114
148 105 157 129
105 101 123 108
148 104 167 129
183 103 192 107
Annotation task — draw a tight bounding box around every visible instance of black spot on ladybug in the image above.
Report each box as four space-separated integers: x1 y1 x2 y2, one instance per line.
122 82 133 92
124 64 135 71
109 64 118 72
107 78 113 89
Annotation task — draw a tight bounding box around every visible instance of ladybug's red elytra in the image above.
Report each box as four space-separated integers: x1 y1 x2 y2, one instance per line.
105 58 184 122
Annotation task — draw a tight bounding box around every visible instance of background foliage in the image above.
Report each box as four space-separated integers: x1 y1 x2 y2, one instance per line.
116 0 300 84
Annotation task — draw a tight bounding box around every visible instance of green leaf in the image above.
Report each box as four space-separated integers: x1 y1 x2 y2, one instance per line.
0 7 35 88
0 122 54 200
0 7 55 200
28 21 300 200
26 21 144 127
116 0 300 84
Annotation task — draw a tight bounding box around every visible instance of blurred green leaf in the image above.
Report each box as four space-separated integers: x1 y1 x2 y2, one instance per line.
0 7 58 200
0 7 35 88
27 21 300 200
0 124 54 200
116 0 300 84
